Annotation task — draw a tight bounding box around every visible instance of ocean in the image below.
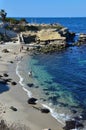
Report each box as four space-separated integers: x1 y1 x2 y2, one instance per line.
16 18 86 128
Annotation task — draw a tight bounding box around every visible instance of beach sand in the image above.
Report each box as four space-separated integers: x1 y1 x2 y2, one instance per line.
0 41 64 130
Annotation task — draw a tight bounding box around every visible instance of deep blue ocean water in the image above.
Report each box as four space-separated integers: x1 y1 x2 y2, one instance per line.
18 18 86 124
16 17 86 33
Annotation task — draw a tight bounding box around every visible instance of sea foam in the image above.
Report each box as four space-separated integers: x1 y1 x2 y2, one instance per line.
16 61 32 98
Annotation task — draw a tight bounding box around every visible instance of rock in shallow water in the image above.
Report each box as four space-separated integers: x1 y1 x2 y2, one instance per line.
27 83 34 88
63 120 84 130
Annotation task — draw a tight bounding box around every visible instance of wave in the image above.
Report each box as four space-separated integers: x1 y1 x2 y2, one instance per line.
16 61 32 98
42 103 65 125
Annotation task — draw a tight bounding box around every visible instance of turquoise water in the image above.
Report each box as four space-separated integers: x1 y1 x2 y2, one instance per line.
17 47 86 123
27 46 86 107
27 55 77 106
17 45 86 124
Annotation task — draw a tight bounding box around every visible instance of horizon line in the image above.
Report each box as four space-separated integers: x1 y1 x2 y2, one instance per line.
7 16 86 18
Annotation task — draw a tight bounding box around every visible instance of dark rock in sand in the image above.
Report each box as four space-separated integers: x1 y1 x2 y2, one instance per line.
27 83 34 88
10 106 17 111
41 108 50 113
3 79 12 83
0 75 3 78
28 97 37 105
3 73 9 77
2 49 9 53
11 81 17 85
9 61 14 63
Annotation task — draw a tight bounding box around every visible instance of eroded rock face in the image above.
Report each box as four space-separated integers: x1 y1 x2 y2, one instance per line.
59 27 75 42
21 24 75 53
78 34 86 45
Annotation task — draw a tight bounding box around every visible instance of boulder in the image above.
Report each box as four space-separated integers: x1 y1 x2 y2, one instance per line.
27 83 34 88
10 106 17 111
27 98 37 105
3 73 9 77
4 78 12 83
41 108 50 113
11 81 17 85
9 61 14 63
63 120 84 130
63 120 76 130
2 49 9 53
59 27 75 42
0 75 3 78
78 34 86 45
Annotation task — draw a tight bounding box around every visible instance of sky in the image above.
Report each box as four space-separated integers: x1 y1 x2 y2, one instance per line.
0 0 86 17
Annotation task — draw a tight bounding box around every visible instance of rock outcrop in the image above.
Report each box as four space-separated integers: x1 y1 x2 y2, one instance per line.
63 119 84 130
77 34 86 45
20 24 75 53
59 27 75 42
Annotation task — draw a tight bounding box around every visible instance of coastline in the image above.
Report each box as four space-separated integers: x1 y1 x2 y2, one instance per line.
0 41 64 130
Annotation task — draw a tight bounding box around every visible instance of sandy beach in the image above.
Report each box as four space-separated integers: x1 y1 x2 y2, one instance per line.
0 41 64 130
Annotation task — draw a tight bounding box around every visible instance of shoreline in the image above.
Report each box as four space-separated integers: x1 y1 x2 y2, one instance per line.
16 58 65 125
0 41 64 130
